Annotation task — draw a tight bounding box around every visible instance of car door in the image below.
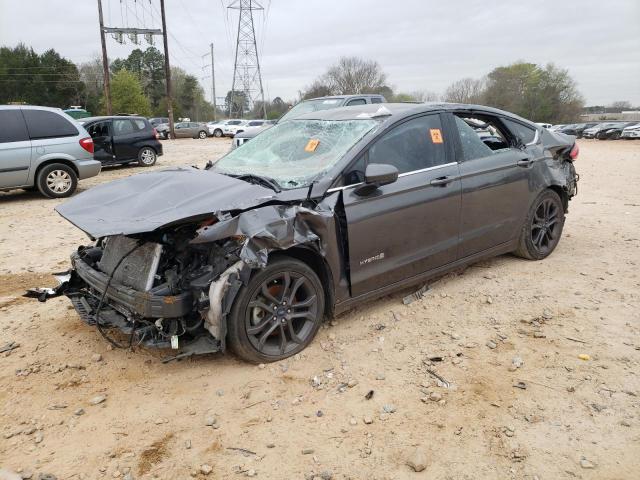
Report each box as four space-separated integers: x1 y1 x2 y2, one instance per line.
450 113 535 258
0 108 31 188
87 120 115 163
341 113 461 297
112 119 138 160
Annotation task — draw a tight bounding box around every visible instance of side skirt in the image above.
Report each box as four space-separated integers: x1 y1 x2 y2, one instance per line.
333 240 517 316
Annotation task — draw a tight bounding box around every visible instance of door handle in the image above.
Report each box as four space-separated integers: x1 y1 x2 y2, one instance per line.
430 176 455 186
517 158 534 168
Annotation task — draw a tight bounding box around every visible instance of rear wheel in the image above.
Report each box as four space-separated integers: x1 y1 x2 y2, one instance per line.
514 189 565 260
137 147 157 167
227 257 325 363
198 130 207 139
611 131 621 140
37 163 77 198
213 129 223 138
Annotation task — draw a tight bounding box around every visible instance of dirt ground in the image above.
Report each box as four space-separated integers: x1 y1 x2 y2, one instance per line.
1 138 639 480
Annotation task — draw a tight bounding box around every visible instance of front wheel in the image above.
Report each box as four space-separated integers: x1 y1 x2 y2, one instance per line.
213 129 223 138
611 131 621 140
513 189 565 260
137 147 157 167
227 257 325 363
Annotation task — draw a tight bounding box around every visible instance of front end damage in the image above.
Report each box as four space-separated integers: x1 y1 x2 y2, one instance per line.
26 167 339 361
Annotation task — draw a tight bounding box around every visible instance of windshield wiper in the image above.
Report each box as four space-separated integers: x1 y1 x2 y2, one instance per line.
232 173 282 193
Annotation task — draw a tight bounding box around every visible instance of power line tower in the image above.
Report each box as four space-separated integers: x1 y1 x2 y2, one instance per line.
228 0 267 119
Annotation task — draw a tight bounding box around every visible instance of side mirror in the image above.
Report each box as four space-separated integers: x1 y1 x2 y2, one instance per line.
354 163 399 196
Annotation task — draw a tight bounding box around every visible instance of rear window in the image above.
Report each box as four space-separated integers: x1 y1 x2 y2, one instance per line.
113 119 136 135
0 109 29 143
502 118 537 144
133 119 148 131
370 97 383 104
22 109 78 140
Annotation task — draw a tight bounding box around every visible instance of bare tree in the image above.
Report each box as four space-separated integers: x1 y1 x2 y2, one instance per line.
609 100 632 111
302 56 390 98
410 90 440 102
443 77 485 104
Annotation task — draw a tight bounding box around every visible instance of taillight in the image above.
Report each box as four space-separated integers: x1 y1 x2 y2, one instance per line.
79 137 94 154
569 143 579 160
153 128 159 139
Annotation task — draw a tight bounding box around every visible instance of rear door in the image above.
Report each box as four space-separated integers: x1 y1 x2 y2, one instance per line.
87 120 115 163
112 119 138 160
341 113 461 296
0 108 31 188
450 112 535 257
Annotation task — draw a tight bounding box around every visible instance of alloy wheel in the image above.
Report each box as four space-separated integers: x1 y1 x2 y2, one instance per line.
531 198 560 255
244 271 320 357
199 131 207 139
46 170 72 194
140 148 155 165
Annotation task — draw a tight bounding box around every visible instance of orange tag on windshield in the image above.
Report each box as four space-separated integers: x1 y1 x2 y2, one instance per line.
305 139 320 152
430 129 443 144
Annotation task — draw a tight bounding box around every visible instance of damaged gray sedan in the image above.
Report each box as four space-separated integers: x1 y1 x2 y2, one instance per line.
30 103 579 363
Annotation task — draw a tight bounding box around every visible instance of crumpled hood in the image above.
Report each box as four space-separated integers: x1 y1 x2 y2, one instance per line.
56 166 275 237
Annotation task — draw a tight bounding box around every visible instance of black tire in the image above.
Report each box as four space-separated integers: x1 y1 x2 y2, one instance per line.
513 189 565 260
611 131 621 140
36 163 77 198
227 257 325 363
213 129 223 138
198 130 207 139
137 147 157 167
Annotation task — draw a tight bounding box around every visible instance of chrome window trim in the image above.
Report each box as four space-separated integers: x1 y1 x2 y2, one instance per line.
327 162 458 193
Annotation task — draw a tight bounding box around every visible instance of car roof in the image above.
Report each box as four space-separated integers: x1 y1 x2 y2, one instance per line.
0 104 66 113
81 115 148 123
293 102 538 126
305 94 385 102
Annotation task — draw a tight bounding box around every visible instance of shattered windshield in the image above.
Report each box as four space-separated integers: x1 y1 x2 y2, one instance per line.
215 119 378 189
279 98 344 122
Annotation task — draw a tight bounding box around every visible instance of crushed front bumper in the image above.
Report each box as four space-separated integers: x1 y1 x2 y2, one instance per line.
70 252 192 318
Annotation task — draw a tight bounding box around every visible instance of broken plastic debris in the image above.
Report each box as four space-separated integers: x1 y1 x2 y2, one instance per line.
578 353 590 361
403 284 430 305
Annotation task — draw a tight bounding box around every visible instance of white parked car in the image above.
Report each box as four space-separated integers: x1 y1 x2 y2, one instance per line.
207 119 243 138
621 123 640 139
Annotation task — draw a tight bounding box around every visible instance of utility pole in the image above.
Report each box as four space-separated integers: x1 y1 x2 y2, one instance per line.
202 43 217 121
160 0 175 139
210 43 217 121
228 0 267 119
96 0 112 115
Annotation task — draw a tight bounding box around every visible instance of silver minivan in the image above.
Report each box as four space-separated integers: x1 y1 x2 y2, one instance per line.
0 105 102 198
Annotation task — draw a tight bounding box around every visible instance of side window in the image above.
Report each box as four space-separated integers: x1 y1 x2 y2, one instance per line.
370 97 383 104
0 110 29 143
502 118 537 144
22 109 78 139
346 98 366 106
453 116 496 161
113 119 135 135
368 114 447 174
132 119 147 131
87 121 110 138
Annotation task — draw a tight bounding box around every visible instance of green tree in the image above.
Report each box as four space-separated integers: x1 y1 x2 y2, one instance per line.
108 69 151 116
483 62 583 123
0 44 84 107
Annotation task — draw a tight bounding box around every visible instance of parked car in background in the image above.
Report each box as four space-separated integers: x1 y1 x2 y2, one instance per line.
37 102 578 362
148 117 169 128
155 122 170 139
582 122 626 139
621 123 640 139
536 122 552 129
81 116 163 167
174 121 209 139
556 122 597 138
232 95 388 147
596 122 639 140
0 105 101 198
548 124 566 131
207 119 243 137
64 107 91 120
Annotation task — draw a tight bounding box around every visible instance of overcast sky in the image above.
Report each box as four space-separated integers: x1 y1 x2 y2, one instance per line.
1 0 639 106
